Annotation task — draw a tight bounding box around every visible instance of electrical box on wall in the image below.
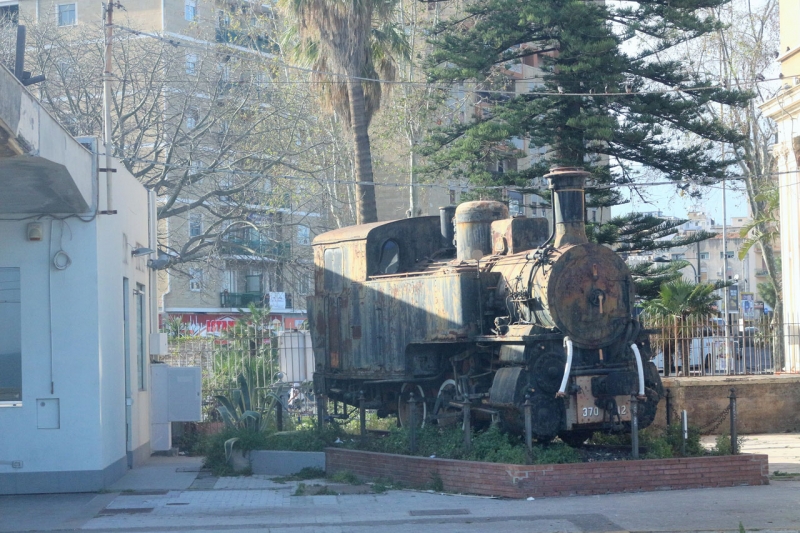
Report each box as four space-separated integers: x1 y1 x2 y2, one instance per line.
149 332 168 356
27 222 43 241
37 398 60 429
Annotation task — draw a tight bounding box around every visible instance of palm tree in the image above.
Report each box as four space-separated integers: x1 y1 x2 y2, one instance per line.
642 280 722 375
280 0 409 225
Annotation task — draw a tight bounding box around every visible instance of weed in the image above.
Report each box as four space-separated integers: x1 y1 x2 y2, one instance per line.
739 521 745 533
712 434 747 455
372 482 388 494
293 483 306 496
271 467 326 483
328 470 360 484
429 471 444 492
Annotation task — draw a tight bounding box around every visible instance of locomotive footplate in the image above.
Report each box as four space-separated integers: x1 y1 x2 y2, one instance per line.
574 376 631 424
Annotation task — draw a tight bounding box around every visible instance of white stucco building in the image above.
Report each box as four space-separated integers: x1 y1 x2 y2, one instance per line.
761 0 800 372
0 63 157 493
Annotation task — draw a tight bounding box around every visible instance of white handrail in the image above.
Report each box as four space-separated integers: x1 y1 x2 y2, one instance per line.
631 343 646 397
558 336 573 397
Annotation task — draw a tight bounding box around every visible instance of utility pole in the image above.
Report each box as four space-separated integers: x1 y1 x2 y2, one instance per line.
101 2 119 215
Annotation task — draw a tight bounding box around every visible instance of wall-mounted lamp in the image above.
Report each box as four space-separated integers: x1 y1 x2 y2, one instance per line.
131 247 156 257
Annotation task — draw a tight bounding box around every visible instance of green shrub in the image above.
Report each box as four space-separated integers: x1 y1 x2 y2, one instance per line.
328 470 360 484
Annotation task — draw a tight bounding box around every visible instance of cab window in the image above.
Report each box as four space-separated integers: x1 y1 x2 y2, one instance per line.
377 240 400 274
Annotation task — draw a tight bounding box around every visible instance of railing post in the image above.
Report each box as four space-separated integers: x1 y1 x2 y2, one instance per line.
408 392 418 453
523 394 533 453
681 409 688 456
276 393 284 431
630 395 639 459
316 394 325 431
359 390 367 439
729 387 738 455
462 401 471 453
665 388 672 427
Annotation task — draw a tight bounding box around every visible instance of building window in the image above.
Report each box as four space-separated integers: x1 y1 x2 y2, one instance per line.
189 212 203 237
57 3 76 26
671 253 685 260
189 268 203 291
0 268 22 406
0 4 19 24
297 225 310 245
186 109 198 129
720 250 735 259
508 191 523 216
184 0 196 21
185 53 197 75
700 252 709 260
135 284 146 390
298 272 311 295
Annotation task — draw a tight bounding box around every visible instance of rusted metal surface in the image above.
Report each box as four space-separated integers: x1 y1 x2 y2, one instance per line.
490 217 549 255
546 167 589 247
575 376 632 424
488 366 527 407
454 201 508 261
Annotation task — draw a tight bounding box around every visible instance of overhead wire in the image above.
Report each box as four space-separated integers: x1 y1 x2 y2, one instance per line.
110 24 796 97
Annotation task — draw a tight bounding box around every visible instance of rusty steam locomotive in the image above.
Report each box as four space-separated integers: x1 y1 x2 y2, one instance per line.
309 167 662 444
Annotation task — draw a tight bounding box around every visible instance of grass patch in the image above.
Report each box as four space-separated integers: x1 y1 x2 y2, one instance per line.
271 467 326 483
350 425 580 465
328 470 360 484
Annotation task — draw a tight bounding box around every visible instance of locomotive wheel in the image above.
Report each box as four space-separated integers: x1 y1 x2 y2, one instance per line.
635 387 660 429
397 383 426 428
558 430 593 447
432 379 463 428
521 394 565 442
531 352 566 396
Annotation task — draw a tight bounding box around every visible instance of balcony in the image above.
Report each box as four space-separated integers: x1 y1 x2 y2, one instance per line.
220 234 291 259
215 28 279 54
220 291 293 309
755 269 769 277
220 292 266 308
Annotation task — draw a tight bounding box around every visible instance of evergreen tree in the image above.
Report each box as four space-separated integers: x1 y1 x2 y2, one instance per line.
422 0 750 198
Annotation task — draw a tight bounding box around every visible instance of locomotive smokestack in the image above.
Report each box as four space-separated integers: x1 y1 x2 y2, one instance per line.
545 167 590 247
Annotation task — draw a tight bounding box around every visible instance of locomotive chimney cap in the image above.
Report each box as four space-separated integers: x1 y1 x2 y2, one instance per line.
545 167 591 189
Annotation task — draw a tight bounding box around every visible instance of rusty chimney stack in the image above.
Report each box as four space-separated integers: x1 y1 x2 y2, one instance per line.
545 167 590 248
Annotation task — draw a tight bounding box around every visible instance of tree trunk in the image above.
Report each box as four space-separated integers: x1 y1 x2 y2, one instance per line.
347 79 378 225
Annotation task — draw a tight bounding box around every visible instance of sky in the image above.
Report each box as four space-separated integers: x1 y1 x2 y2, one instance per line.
610 180 751 225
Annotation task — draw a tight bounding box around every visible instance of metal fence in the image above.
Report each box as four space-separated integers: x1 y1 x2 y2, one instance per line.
156 322 316 421
642 314 800 376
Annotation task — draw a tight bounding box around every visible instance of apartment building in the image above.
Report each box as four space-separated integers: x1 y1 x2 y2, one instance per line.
7 0 328 334
639 211 773 320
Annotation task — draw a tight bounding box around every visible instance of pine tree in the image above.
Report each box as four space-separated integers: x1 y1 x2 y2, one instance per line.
422 0 751 195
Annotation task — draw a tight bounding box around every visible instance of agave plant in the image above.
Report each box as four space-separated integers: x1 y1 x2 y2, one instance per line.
215 373 282 461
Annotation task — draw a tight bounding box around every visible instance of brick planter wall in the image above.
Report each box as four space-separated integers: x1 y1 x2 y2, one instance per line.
325 448 769 498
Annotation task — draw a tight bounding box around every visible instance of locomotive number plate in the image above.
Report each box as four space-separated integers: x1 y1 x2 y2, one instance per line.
574 376 632 424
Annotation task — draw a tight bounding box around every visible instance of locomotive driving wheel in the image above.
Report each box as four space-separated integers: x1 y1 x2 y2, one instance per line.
635 387 660 429
397 383 426 428
432 379 463 428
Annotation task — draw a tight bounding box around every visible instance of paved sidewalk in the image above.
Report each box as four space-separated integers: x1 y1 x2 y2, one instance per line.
2 434 799 533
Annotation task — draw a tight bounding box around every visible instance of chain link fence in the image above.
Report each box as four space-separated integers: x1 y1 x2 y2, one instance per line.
155 319 316 421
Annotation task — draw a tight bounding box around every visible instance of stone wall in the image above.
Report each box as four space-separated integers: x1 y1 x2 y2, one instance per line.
325 449 769 499
656 375 800 434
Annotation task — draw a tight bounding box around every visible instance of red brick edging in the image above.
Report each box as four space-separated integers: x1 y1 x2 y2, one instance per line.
325 448 769 498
